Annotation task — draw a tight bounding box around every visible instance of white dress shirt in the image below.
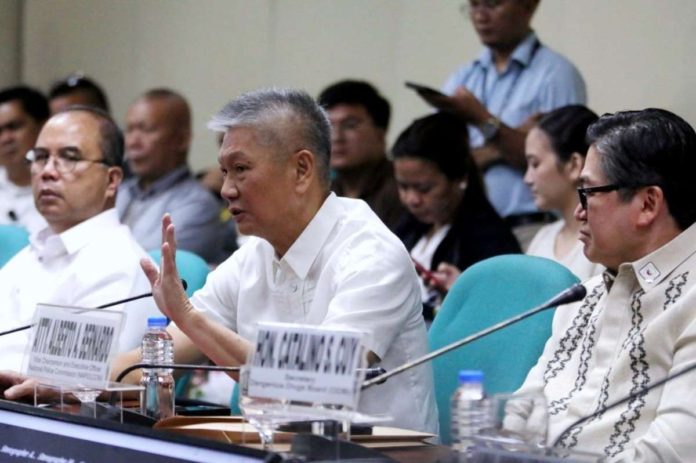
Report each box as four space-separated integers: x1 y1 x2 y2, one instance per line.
0 209 160 371
190 193 439 433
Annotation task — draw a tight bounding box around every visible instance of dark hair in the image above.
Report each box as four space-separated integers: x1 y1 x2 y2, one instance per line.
0 86 49 123
392 112 472 180
208 88 332 187
57 105 124 167
318 80 391 130
49 74 110 113
587 108 696 229
537 105 598 163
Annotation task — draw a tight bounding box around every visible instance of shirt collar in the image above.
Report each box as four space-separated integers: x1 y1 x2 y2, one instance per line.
627 221 696 292
128 165 190 197
476 31 539 71
30 209 121 260
279 193 340 280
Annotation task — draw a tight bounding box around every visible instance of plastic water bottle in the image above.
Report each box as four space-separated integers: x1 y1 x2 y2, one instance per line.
140 316 175 420
451 370 491 455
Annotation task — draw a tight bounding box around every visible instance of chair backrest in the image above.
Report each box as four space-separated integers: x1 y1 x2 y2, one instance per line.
428 254 579 444
0 224 29 268
147 249 210 297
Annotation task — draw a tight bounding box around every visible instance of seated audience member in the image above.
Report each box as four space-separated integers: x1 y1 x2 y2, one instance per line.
48 72 110 114
524 105 603 281
0 86 48 233
510 109 696 461
392 112 520 320
117 88 224 263
318 80 406 230
0 106 159 371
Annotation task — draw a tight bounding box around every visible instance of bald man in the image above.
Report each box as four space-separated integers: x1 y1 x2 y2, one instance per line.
117 89 224 263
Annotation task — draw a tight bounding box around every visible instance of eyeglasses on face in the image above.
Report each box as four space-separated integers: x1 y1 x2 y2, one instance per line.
576 183 625 210
26 148 112 174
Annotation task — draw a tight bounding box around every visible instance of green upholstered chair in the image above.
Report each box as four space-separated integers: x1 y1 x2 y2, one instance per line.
0 224 29 268
428 254 580 444
148 248 210 397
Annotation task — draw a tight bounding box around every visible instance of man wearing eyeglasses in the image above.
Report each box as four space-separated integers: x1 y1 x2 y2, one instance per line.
0 106 159 371
0 86 48 234
317 80 405 231
508 109 696 461
416 0 585 248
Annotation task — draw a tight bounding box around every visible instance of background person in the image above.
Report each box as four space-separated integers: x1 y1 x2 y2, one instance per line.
0 86 48 234
117 88 224 263
318 80 405 230
524 105 603 281
392 112 520 320
416 0 586 248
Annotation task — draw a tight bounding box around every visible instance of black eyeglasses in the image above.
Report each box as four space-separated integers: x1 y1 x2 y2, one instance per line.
576 184 625 210
26 148 112 174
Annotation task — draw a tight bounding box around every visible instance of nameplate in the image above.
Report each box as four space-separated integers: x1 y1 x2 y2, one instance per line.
23 304 123 389
247 323 366 409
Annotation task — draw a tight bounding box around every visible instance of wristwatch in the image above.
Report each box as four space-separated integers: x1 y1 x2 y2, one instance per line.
478 116 502 143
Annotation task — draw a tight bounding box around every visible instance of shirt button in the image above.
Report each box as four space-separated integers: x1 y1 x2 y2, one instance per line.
290 283 298 293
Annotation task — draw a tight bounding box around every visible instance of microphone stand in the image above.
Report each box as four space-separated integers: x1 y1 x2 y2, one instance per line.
0 279 188 337
362 283 587 389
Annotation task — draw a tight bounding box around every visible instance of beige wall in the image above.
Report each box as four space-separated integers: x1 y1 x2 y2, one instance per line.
0 0 22 87
20 0 696 171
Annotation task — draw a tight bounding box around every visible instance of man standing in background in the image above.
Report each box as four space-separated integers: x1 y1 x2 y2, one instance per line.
417 0 585 248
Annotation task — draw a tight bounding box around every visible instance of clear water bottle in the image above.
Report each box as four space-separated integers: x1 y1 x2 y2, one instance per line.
451 370 491 455
140 316 174 420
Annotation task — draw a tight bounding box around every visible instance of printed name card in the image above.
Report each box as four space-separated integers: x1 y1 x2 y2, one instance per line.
23 304 123 389
247 322 366 409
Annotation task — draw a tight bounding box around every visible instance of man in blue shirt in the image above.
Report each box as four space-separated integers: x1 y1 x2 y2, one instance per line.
416 0 586 247
117 89 225 263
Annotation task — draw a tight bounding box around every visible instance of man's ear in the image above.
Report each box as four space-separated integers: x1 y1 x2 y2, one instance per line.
635 185 665 227
293 149 315 193
105 166 124 200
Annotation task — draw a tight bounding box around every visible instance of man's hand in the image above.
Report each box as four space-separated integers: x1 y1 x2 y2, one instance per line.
140 214 195 325
416 86 491 125
1 371 38 402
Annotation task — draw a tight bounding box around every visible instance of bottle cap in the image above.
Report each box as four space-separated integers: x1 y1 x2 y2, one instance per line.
147 316 168 328
458 370 484 384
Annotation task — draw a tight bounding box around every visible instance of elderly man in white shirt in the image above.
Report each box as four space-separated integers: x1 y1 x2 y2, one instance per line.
0 106 158 371
105 88 436 433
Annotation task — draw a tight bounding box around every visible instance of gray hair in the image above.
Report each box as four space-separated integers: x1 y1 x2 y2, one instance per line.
208 88 331 186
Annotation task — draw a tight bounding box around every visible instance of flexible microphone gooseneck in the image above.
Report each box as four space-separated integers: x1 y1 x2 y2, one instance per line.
0 279 188 337
551 361 696 448
361 283 587 390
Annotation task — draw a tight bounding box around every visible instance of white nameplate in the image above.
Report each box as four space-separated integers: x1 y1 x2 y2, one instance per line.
247 323 366 409
23 304 124 389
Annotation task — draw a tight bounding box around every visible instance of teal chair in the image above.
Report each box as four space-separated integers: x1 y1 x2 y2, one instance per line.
148 249 210 398
147 249 210 297
428 254 580 444
0 224 29 268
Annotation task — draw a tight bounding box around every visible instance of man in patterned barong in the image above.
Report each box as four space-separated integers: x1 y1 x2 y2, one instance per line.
508 108 696 461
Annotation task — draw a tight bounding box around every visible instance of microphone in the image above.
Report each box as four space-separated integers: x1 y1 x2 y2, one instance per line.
362 283 587 389
552 362 696 448
0 279 189 337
